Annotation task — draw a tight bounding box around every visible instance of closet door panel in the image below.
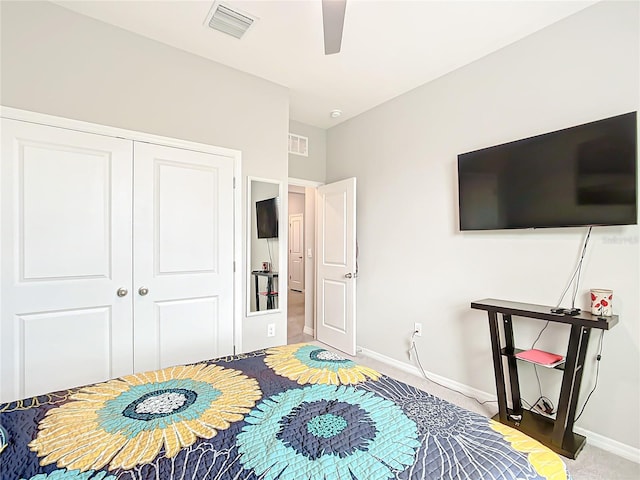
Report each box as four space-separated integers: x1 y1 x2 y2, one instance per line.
22 145 110 279
133 143 234 372
155 297 218 369
157 162 217 273
20 307 113 398
0 119 134 403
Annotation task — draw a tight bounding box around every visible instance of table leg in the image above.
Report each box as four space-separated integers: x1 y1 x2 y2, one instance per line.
564 326 591 441
255 274 260 311
488 311 508 423
552 325 590 447
502 314 522 415
266 277 273 309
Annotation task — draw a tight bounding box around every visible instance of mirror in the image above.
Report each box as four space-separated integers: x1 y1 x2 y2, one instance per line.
247 177 282 315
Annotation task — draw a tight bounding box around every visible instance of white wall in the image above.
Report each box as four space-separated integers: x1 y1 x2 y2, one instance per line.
289 120 327 182
326 0 639 451
0 1 290 352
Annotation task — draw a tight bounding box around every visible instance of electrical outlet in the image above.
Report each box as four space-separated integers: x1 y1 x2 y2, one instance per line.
267 323 275 337
414 322 422 337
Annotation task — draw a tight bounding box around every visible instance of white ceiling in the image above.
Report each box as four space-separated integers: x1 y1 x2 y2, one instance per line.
54 0 596 129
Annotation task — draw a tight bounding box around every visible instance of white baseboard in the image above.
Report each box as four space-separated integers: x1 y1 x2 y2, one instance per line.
303 326 314 336
574 426 640 464
357 346 496 404
357 345 639 464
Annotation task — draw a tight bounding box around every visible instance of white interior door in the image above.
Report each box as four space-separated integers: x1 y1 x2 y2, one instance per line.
133 142 234 372
316 178 356 355
0 119 134 402
288 213 304 292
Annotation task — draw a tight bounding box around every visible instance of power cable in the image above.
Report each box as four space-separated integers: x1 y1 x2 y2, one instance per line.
555 226 592 309
409 332 496 407
528 226 592 414
574 330 605 422
266 238 273 268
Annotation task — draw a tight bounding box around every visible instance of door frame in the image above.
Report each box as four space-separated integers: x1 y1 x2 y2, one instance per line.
0 107 244 354
287 178 323 338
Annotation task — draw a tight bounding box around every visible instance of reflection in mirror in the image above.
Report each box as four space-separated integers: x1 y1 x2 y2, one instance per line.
248 178 281 314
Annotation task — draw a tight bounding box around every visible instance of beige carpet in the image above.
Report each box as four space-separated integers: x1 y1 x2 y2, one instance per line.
287 289 313 344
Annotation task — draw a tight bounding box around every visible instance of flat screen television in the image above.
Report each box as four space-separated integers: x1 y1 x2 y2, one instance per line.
457 112 637 231
256 197 278 238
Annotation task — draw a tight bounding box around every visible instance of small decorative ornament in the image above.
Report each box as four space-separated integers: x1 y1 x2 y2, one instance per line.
590 289 613 316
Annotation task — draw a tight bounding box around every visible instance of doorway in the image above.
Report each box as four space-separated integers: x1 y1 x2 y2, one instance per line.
285 177 358 353
287 182 316 344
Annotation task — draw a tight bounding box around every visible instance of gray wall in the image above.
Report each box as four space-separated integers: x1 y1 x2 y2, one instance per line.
288 192 305 215
326 0 639 450
0 0 290 352
289 120 326 182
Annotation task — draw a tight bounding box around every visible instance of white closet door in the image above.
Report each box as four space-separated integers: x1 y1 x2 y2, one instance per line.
133 142 234 372
0 119 134 403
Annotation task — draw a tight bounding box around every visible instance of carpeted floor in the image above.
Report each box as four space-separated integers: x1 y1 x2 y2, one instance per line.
287 289 313 344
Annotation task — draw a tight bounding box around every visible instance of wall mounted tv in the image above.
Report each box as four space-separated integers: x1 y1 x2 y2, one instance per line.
256 197 278 238
457 112 637 231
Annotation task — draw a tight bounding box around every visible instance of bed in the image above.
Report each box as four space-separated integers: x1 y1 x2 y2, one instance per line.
0 343 569 480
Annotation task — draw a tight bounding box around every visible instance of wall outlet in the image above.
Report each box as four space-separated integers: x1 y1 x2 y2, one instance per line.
414 322 422 337
267 323 275 337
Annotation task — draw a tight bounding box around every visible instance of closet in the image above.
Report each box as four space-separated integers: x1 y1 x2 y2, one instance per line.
0 115 237 403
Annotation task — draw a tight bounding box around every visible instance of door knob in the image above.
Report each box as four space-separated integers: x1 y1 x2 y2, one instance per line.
116 287 128 297
344 273 353 279
138 287 149 296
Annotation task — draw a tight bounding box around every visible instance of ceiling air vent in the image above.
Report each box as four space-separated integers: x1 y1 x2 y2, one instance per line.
206 2 256 39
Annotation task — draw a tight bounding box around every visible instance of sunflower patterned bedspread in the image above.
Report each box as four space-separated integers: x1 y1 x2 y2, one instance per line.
0 343 570 480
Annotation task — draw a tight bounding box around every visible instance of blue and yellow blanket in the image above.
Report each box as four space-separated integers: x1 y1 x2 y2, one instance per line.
0 343 569 479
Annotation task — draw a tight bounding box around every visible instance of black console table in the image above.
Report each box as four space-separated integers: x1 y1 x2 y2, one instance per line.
252 271 278 311
471 298 618 459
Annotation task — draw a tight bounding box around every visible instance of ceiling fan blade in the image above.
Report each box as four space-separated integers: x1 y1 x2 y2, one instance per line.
322 0 347 55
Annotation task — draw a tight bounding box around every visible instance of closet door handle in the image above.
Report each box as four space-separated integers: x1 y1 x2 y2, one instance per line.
116 288 128 297
138 287 149 296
